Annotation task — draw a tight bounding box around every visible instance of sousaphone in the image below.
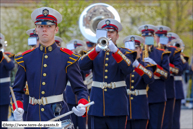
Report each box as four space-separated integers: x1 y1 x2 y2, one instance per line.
79 3 120 43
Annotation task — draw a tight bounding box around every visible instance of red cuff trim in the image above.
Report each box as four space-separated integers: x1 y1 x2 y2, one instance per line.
169 63 175 67
88 48 99 60
12 100 23 111
135 64 144 76
169 63 175 74
78 98 89 117
112 49 123 63
154 64 163 77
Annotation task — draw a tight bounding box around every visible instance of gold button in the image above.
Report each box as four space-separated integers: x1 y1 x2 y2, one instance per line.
104 89 107 91
41 108 44 112
131 97 133 100
105 76 108 79
44 64 47 67
105 69 108 72
105 63 108 67
132 75 134 77
41 91 45 94
45 55 48 59
132 80 134 83
106 58 109 61
106 52 109 55
42 82 46 85
131 86 134 89
43 73 46 77
133 70 135 72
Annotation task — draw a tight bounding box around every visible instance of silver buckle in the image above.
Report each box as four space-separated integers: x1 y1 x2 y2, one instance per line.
32 97 47 105
100 82 107 89
110 82 116 89
128 90 138 96
41 97 47 106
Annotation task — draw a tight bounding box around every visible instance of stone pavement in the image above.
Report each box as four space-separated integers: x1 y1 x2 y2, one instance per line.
180 109 193 129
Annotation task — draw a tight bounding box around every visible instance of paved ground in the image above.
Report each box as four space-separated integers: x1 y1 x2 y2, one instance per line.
180 109 193 129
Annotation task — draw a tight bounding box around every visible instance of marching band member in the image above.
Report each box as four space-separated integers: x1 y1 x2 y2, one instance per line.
168 34 189 129
12 7 89 128
79 19 137 129
138 24 170 129
0 33 15 128
155 26 183 129
124 35 156 129
65 39 88 129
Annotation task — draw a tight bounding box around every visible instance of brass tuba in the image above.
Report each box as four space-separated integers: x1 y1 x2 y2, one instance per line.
79 3 120 43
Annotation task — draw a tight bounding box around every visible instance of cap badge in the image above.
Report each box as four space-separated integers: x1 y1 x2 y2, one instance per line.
105 20 110 25
144 25 148 30
74 41 77 44
130 36 135 41
168 34 172 37
159 27 163 31
42 9 49 17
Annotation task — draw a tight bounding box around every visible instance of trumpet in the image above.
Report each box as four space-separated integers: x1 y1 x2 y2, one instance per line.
97 37 111 50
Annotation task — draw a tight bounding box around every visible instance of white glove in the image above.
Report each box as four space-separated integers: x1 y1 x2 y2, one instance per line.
144 57 157 65
108 40 118 53
13 108 24 121
95 44 102 52
72 104 86 116
133 60 140 67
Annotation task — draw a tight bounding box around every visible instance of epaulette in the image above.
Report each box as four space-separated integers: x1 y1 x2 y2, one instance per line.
60 47 73 56
121 47 137 60
15 54 26 71
4 52 14 58
66 53 80 73
145 63 157 73
156 48 165 51
22 48 35 56
173 47 181 56
121 47 136 54
8 53 15 58
161 50 171 60
169 46 177 49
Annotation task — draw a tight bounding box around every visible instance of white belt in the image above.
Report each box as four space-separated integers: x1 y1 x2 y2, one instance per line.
127 89 147 96
29 94 63 106
174 76 182 81
92 81 126 89
67 81 71 86
0 77 11 83
154 75 160 79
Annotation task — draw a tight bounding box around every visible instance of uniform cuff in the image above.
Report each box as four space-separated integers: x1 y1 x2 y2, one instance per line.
12 100 23 111
88 48 99 60
78 98 89 117
134 64 144 76
112 49 123 63
169 63 179 74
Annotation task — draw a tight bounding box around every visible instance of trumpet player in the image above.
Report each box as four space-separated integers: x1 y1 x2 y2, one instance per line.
79 19 137 129
0 33 15 127
138 24 170 129
155 26 183 129
123 35 156 129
